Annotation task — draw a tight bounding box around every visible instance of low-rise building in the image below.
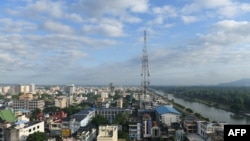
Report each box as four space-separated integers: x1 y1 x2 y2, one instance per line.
97 125 118 141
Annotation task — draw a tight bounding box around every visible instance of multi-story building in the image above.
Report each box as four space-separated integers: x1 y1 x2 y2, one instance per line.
19 93 34 100
151 121 160 138
29 83 35 93
116 98 123 108
12 99 45 111
65 84 75 95
14 84 30 94
197 121 226 140
61 108 95 135
49 119 62 136
6 121 44 141
100 91 109 99
97 125 118 141
183 114 199 133
2 86 10 94
76 126 97 141
95 108 132 123
54 96 68 108
155 105 181 126
129 116 141 140
142 113 152 138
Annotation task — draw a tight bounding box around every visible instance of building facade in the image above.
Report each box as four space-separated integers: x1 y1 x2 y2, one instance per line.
6 121 44 141
12 100 45 111
54 96 68 108
155 105 181 126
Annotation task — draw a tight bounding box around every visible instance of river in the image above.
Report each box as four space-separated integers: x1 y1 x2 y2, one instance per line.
153 89 250 125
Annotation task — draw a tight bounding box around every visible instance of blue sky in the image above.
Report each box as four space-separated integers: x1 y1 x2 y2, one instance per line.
1 0 250 86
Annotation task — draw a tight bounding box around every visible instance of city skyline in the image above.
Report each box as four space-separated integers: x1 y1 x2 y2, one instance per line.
1 0 250 85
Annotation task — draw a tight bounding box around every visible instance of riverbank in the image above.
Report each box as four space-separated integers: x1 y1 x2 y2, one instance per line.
151 90 210 121
176 95 250 118
152 89 250 124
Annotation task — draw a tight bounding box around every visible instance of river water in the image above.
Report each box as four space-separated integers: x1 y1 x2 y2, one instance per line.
153 89 250 125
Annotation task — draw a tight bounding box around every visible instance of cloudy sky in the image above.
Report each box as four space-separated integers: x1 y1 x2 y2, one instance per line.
1 0 250 86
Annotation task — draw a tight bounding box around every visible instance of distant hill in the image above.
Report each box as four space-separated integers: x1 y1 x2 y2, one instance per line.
218 79 250 86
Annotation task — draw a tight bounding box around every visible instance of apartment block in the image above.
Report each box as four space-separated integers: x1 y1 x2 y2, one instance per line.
12 99 45 111
55 96 68 108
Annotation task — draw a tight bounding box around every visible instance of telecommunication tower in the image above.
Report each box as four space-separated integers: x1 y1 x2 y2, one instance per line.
140 30 150 109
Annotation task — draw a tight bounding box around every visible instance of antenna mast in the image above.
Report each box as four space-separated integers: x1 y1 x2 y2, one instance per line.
140 30 150 109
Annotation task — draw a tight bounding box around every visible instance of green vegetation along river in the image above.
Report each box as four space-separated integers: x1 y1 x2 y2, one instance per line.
154 89 250 125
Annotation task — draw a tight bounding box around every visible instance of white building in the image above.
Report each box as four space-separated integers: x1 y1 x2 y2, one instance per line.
65 84 75 95
2 86 10 94
155 105 181 126
29 83 35 93
197 121 226 140
7 121 44 141
77 128 97 141
62 108 95 135
97 125 118 141
100 91 109 99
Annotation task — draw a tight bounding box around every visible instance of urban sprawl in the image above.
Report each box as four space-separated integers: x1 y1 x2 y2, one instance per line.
0 83 225 141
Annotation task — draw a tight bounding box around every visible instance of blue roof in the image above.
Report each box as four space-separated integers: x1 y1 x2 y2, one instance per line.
15 120 29 125
75 108 95 115
156 105 181 115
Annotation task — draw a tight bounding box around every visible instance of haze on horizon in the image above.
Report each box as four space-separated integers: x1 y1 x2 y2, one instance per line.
1 0 250 86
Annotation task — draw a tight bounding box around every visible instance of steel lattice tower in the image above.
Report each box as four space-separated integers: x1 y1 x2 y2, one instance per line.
140 30 150 109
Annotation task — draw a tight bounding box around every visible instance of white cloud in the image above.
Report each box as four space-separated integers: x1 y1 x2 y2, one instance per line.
25 0 64 18
65 13 83 22
43 20 74 34
82 18 124 37
182 16 198 24
184 0 250 18
0 18 37 33
152 5 177 18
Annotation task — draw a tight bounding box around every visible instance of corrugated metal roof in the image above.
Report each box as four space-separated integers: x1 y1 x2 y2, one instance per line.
156 105 181 115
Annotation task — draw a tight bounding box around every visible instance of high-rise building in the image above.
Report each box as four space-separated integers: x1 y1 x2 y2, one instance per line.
14 84 30 94
29 83 35 93
65 84 75 95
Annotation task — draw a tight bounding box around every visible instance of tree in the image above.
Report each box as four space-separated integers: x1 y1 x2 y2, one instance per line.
91 115 109 128
30 108 41 121
43 106 61 113
26 132 48 141
113 112 130 132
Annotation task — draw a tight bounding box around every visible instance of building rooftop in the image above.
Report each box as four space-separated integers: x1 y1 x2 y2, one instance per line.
186 133 206 141
155 105 180 115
